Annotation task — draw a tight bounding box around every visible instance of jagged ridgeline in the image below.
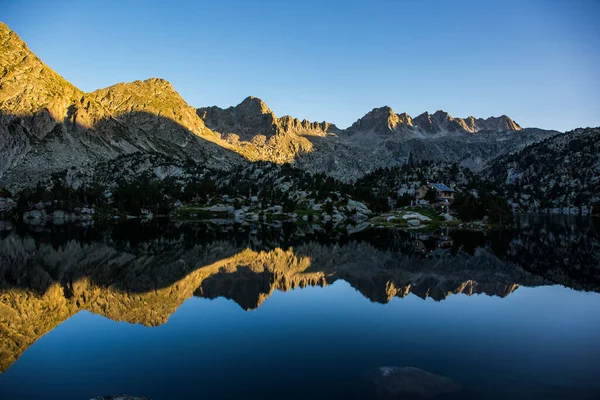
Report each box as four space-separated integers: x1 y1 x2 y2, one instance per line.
1 21 558 190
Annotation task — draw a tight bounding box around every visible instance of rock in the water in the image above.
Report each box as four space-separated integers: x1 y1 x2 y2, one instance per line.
91 396 150 400
365 366 459 399
0 220 12 231
30 210 43 219
407 219 421 227
402 212 432 222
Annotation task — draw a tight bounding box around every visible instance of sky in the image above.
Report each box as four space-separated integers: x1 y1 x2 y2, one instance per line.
2 0 599 131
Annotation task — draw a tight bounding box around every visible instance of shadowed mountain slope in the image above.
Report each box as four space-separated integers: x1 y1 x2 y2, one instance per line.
0 23 245 189
487 127 600 212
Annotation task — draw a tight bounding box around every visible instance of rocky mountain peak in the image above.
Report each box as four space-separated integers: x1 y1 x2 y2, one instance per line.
412 110 522 134
0 22 82 117
397 112 413 126
432 110 451 120
346 107 523 137
93 77 180 100
346 106 414 135
197 97 338 140
413 111 434 132
239 96 273 115
475 115 522 132
88 77 217 142
197 96 278 140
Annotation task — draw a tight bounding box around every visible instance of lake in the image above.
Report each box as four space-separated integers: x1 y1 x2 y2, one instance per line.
0 216 599 399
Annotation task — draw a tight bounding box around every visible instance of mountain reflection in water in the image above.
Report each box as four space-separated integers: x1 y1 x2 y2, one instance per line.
0 215 599 397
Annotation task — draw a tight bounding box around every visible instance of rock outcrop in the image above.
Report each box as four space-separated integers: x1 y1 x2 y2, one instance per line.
345 107 522 137
345 106 414 135
198 96 338 140
365 367 460 398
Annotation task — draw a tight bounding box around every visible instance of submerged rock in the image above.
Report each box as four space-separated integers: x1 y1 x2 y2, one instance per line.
365 366 460 399
91 396 150 400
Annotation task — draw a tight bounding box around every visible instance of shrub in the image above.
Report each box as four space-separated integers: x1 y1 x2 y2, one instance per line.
324 200 334 214
396 194 413 207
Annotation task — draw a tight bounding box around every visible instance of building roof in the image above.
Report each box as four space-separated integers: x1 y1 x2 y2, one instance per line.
431 183 454 192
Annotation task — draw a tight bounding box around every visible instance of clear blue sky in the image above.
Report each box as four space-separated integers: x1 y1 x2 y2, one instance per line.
2 0 599 131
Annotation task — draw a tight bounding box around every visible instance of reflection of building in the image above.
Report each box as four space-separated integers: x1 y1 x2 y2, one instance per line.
415 183 455 211
411 229 454 256
431 230 454 248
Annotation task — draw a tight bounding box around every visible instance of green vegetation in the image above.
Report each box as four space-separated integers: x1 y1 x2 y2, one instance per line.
401 207 445 222
453 193 513 225
15 179 104 213
6 152 521 230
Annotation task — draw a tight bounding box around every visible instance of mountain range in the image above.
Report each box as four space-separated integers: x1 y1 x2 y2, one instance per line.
0 22 561 190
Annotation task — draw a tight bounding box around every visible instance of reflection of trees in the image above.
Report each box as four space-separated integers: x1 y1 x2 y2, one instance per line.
501 216 600 291
1 216 598 374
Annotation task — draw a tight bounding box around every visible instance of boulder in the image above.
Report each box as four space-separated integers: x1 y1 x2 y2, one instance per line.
91 396 150 400
345 199 372 215
0 220 13 231
234 209 246 223
0 197 16 212
332 212 345 223
52 210 65 219
246 212 259 221
407 219 421 227
351 212 368 222
347 221 370 234
365 367 460 399
402 212 432 222
30 210 43 219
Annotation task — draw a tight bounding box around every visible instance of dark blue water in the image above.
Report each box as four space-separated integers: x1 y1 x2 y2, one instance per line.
1 216 599 399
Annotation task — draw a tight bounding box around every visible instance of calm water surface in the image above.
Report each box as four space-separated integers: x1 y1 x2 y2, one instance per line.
0 216 599 399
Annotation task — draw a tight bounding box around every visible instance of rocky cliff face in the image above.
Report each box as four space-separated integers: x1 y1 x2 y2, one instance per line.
0 21 87 180
198 96 339 140
345 107 521 137
198 96 279 140
345 106 414 135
